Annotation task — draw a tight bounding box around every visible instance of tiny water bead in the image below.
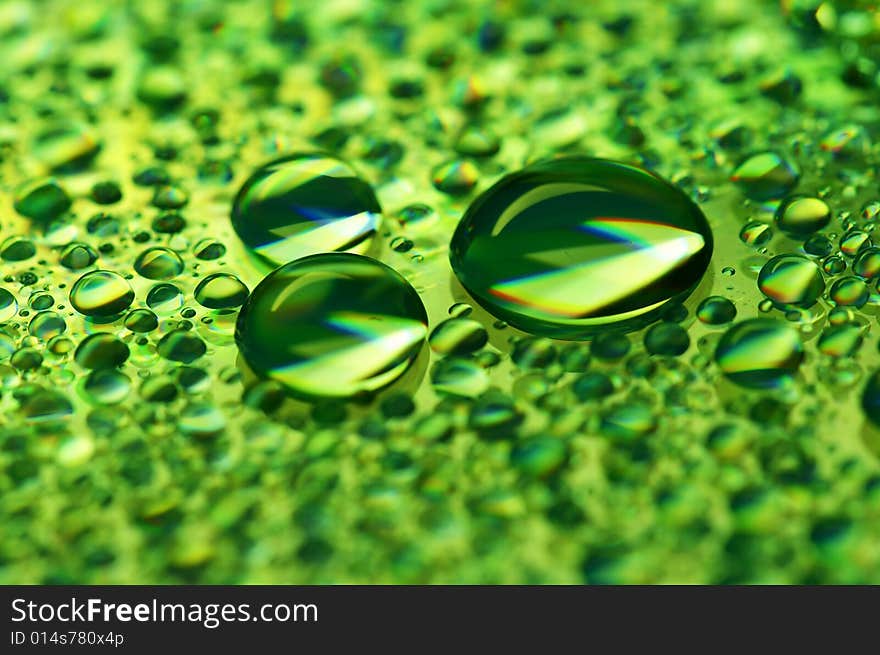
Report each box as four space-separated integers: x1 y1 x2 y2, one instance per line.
714 319 804 389
69 270 135 317
757 254 825 308
231 153 382 267
774 196 831 236
235 253 428 399
449 156 714 339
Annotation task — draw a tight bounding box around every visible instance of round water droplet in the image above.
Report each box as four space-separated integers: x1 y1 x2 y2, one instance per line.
853 247 880 278
59 242 99 270
14 178 72 224
231 153 381 267
158 329 207 363
0 288 19 322
696 295 737 324
75 333 130 369
840 230 871 257
133 246 184 280
774 196 831 236
643 321 690 356
146 283 183 314
739 221 773 247
194 273 249 309
82 369 131 405
235 253 428 399
731 152 798 201
803 234 833 258
757 254 825 308
124 308 159 333
429 317 488 356
70 270 135 317
431 159 479 196
431 357 489 397
818 323 863 358
822 255 846 275
29 311 66 340
714 319 804 389
449 157 713 339
829 276 869 308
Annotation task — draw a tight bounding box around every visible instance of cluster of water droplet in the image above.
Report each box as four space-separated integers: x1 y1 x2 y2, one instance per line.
1 0 880 584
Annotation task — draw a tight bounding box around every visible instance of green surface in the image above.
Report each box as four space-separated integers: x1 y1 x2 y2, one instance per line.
1 0 880 584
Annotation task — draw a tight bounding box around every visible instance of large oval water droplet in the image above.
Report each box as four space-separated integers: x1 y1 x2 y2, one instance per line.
449 156 713 339
235 253 428 399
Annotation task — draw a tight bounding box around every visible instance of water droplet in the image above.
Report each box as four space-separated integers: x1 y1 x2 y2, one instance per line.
758 254 825 308
644 321 690 356
178 402 226 437
572 371 615 400
430 357 489 397
193 239 226 260
822 255 847 275
774 195 831 236
431 159 479 196
715 319 804 389
0 288 19 322
146 283 183 314
803 234 833 258
70 270 135 317
133 246 184 280
59 242 99 270
1 236 36 262
853 247 880 278
396 203 436 230
429 317 488 356
28 311 67 340
818 323 863 358
82 369 131 405
449 157 713 339
829 276 869 307
194 273 249 309
14 178 72 224
696 295 737 324
840 230 872 257
235 253 428 399
231 153 382 267
75 333 130 369
124 309 159 333
739 221 773 247
731 152 798 201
